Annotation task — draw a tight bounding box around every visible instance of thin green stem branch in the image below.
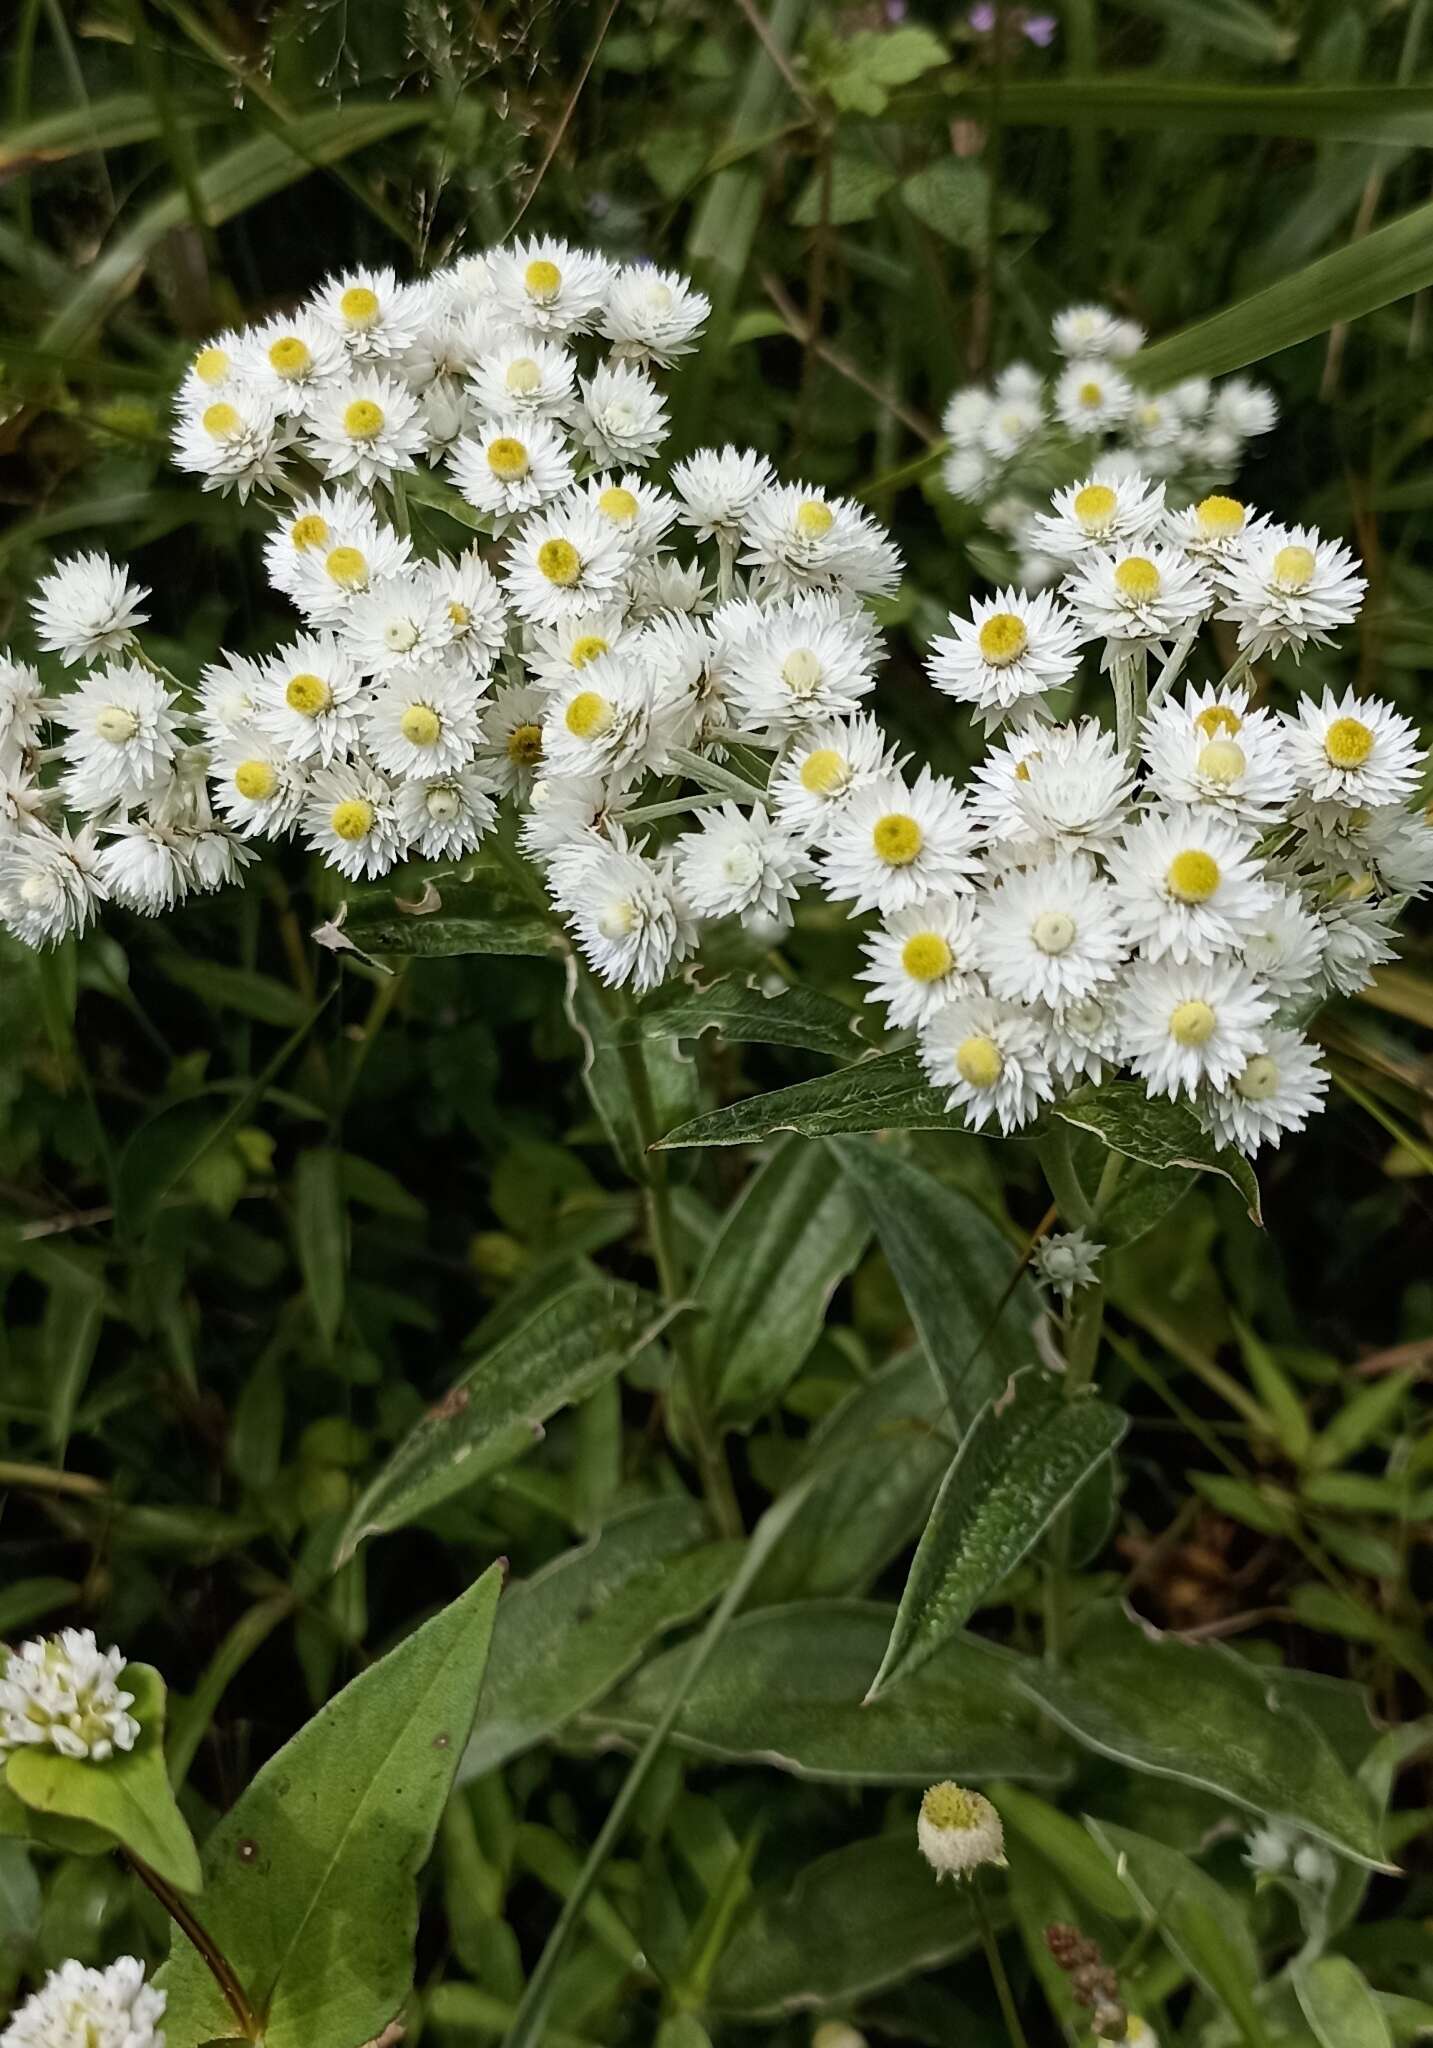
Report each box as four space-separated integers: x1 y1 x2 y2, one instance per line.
973 1873 1030 2048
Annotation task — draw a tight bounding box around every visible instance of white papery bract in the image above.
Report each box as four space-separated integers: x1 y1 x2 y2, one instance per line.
304 372 426 487
313 266 434 363
723 592 880 736
555 829 696 992
675 802 808 928
769 714 900 845
1029 473 1167 563
1032 1226 1105 1300
1119 956 1275 1100
857 898 983 1029
503 500 635 624
820 769 981 915
448 413 576 522
3 1956 165 2048
0 1628 139 1761
1199 1027 1328 1156
671 446 775 544
172 383 292 498
573 359 669 469
929 587 1085 724
0 823 106 947
1284 686 1423 811
1063 544 1213 658
919 992 1056 1134
980 853 1127 1005
741 484 901 599
1104 805 1272 965
601 263 712 366
487 238 614 337
1141 680 1295 825
1218 525 1367 661
55 663 179 808
32 553 149 668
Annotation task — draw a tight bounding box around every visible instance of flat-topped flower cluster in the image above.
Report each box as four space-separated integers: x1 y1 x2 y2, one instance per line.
1 250 1427 1161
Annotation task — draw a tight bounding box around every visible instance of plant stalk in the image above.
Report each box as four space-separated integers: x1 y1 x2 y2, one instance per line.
128 1855 259 2040
973 1872 1030 2048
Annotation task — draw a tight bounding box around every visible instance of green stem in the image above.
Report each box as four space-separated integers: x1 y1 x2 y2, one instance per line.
973 1873 1030 2048
128 1856 259 2040
667 745 767 803
1037 1127 1093 1230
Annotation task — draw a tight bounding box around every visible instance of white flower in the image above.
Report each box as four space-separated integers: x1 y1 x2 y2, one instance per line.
0 658 47 767
98 823 192 914
180 330 244 406
0 823 106 948
488 238 614 337
724 593 880 736
979 391 1044 465
256 633 363 766
671 445 775 544
1051 304 1141 357
312 266 434 363
1352 805 1433 899
572 472 679 556
740 483 901 599
1119 955 1275 1099
211 732 308 839
301 762 402 880
1199 1027 1328 1156
928 588 1085 722
54 662 179 808
1283 687 1423 811
920 993 1053 1133
769 714 901 844
567 837 697 992
0 1628 139 1761
304 372 426 487
1318 898 1398 996
916 1781 1007 1880
193 651 266 748
1006 719 1134 859
601 263 710 365
32 552 149 667
1041 990 1123 1086
448 412 575 522
820 769 981 915
573 360 670 469
1104 805 1272 965
1028 472 1166 564
394 767 497 859
265 488 413 618
339 570 457 675
361 667 484 778
626 553 710 619
1141 681 1295 826
468 335 578 422
857 898 983 1028
1032 1227 1105 1301
941 444 994 502
542 655 682 789
1053 358 1134 435
1063 545 1213 657
435 550 510 678
2 1956 165 2048
502 500 634 624
237 308 345 410
1161 492 1269 569
524 607 638 689
1210 376 1277 439
674 801 808 927
172 381 292 498
478 683 549 798
1218 525 1366 662
520 773 615 861
1241 887 1327 1006
981 854 1126 1004
942 384 993 444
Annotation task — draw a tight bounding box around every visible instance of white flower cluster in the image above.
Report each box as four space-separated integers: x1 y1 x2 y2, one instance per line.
940 302 1278 589
2 1956 164 2048
0 1626 140 1762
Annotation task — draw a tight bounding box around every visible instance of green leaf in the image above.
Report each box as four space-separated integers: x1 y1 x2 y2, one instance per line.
1053 1082 1262 1224
1086 1819 1273 2047
693 1136 870 1424
340 878 558 958
657 1048 967 1149
336 1278 656 1560
818 25 949 115
1293 1956 1394 2048
790 155 899 227
158 959 312 1028
161 1566 502 2048
1012 1607 1388 1868
594 1601 1060 1787
619 974 875 1060
900 159 1047 249
292 1148 347 1347
833 1140 1041 1428
0 1578 80 1637
0 92 220 171
43 1265 105 1450
1111 0 1294 62
707 1831 985 2015
460 1501 741 1778
4 1666 201 1893
960 79 1433 147
868 1371 1126 1696
994 1787 1137 1924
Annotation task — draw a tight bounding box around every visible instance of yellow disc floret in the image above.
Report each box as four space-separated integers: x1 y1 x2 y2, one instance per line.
795 498 834 538
1324 715 1374 769
325 545 367 588
902 932 952 982
193 347 229 386
268 336 312 377
565 691 612 739
977 611 1029 667
400 704 442 747
94 706 139 744
1170 999 1216 1047
290 513 329 552
330 798 375 841
524 258 562 301
505 357 541 396
339 285 380 329
1195 494 1245 536
286 672 332 716
1114 555 1160 601
597 486 639 525
1194 704 1242 739
1073 483 1117 530
1197 738 1246 786
1167 849 1221 903
202 401 242 439
448 601 470 629
1272 543 1315 590
799 748 849 796
1235 1053 1279 1101
507 723 543 767
234 759 277 801
781 649 823 697
569 634 608 669
343 399 385 441
537 538 582 586
956 1035 1004 1088
486 436 530 480
921 1782 987 1832
872 813 923 867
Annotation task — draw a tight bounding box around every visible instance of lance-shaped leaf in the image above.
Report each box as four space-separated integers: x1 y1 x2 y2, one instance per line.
617 973 878 1060
160 1565 502 2048
867 1370 1126 1697
340 877 558 958
4 1665 200 1893
1012 1606 1388 1869
1053 1082 1262 1224
832 1139 1040 1428
336 1278 656 1561
1293 1956 1394 2048
657 1049 968 1149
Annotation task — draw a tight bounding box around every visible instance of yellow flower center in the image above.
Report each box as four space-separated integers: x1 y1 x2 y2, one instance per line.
524 259 562 300
1195 494 1245 536
1197 738 1246 786
202 401 242 439
977 612 1029 667
598 485 639 525
290 513 329 551
902 932 952 982
872 813 923 866
268 336 312 377
507 722 543 767
286 672 332 716
1194 704 1242 738
1272 543 1316 590
1014 756 1036 783
921 1782 987 1831
1077 380 1104 407
565 690 612 739
781 649 824 697
1032 909 1076 955
325 545 367 588
193 346 229 386
234 759 277 801
505 356 541 396
799 748 849 796
1235 1053 1279 1102
330 798 375 841
537 538 582 586
339 285 380 329
956 1036 1004 1088
1073 483 1117 530
1170 999 1216 1047
1324 715 1374 768
400 703 442 747
795 497 834 538
597 899 638 941
1114 555 1160 601
570 634 608 669
448 601 470 629
94 705 139 744
486 435 530 480
343 399 385 441
1167 849 1220 903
